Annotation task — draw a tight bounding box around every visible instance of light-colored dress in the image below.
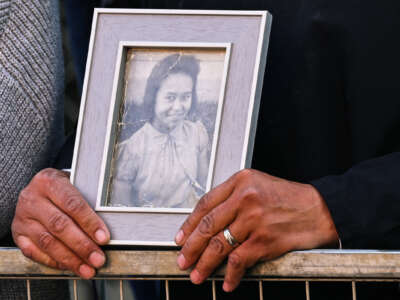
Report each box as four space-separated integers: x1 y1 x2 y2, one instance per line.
109 120 209 208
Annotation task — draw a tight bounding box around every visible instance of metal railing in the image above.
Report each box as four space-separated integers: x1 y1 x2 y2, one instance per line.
1 248 400 299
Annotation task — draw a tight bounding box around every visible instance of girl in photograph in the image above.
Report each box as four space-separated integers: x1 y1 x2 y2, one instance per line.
110 53 210 208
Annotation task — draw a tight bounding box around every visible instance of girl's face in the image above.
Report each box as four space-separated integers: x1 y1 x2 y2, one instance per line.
153 72 193 132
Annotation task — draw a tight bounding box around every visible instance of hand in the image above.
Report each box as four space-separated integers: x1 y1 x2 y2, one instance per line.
175 169 339 292
12 168 110 279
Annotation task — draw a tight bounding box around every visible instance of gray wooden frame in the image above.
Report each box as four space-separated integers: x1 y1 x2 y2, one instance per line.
71 9 272 245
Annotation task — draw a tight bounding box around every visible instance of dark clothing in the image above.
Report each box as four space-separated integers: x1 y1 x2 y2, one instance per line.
65 0 400 251
63 0 400 299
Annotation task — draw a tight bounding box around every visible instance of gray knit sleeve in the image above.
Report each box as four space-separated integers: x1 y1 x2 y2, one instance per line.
0 0 64 240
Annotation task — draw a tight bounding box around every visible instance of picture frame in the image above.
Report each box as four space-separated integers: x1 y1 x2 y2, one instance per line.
71 8 272 246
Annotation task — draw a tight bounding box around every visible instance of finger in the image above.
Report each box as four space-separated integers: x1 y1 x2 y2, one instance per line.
20 195 105 268
177 196 241 269
33 169 110 244
18 219 96 279
176 174 237 245
188 221 248 284
222 236 293 292
14 235 59 269
222 240 260 292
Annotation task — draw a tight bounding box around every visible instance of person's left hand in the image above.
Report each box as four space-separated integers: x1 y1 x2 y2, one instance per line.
175 169 339 292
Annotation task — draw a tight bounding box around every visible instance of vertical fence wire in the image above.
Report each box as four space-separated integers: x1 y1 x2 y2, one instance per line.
73 279 78 300
26 280 31 300
258 281 263 300
120 280 124 300
165 280 170 300
212 280 217 300
352 281 357 300
305 281 310 300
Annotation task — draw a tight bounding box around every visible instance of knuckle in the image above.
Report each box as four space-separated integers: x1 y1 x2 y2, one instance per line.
228 252 243 270
34 168 57 185
75 239 94 258
235 168 254 181
56 261 68 270
18 189 33 208
242 186 260 202
209 236 225 255
48 260 58 269
48 213 69 234
38 232 54 250
198 214 214 237
64 194 85 214
196 193 211 214
59 254 78 270
81 212 100 232
43 256 57 268
182 217 194 231
246 206 265 221
34 169 67 195
181 238 191 253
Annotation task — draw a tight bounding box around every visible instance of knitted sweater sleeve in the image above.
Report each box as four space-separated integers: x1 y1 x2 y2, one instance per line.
0 0 64 241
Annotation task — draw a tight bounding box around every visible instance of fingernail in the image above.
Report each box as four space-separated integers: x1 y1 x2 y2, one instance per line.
95 229 107 244
177 253 186 269
79 264 95 279
175 230 184 245
89 251 105 268
190 269 202 284
223 282 233 292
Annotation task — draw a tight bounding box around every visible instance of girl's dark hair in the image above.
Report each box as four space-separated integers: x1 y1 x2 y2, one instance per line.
142 54 200 121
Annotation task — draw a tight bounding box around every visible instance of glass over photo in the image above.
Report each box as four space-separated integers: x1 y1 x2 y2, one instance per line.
106 48 227 209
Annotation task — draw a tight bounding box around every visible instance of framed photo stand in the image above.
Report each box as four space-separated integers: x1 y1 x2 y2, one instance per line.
71 9 272 245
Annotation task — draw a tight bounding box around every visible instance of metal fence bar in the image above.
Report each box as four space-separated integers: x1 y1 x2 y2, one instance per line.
120 280 124 300
305 281 310 300
258 281 263 300
26 279 31 300
73 279 78 300
352 281 357 300
212 280 217 300
165 280 170 300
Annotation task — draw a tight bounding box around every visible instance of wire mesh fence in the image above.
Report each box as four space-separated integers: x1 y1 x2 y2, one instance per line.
2 248 400 300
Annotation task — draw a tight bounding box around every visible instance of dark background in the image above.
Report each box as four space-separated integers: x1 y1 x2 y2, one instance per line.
60 0 80 136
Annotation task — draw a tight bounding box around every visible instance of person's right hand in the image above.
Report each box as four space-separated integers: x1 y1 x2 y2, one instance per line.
175 169 339 291
11 168 110 279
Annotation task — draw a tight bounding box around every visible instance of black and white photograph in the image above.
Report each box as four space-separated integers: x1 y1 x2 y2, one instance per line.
104 48 228 209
